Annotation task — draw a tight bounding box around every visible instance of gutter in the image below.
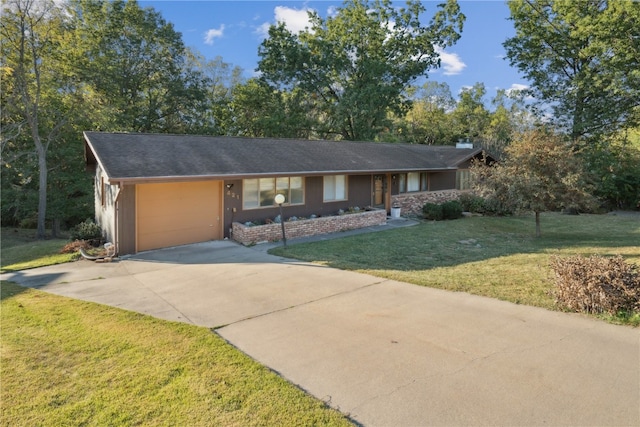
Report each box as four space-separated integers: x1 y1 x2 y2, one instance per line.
104 168 459 185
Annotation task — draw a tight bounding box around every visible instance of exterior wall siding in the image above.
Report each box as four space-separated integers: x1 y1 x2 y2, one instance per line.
117 185 136 255
231 208 387 245
223 174 376 239
94 165 116 244
428 171 456 191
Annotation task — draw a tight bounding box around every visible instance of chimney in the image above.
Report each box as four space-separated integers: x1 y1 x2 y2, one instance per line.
456 138 473 149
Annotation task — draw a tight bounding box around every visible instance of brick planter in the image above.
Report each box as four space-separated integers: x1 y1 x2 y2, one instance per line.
232 209 387 245
392 190 463 216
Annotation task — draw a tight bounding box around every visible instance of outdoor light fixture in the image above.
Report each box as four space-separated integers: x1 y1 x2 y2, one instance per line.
274 194 287 248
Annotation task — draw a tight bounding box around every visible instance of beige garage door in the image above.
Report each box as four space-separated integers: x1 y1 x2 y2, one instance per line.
137 181 222 252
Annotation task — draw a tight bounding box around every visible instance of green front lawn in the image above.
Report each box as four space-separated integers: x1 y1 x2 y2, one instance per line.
0 282 353 426
1 228 77 272
270 212 640 325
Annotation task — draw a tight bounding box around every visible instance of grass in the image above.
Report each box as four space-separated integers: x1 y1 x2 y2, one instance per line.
1 214 637 423
269 212 640 325
0 282 353 426
1 228 77 273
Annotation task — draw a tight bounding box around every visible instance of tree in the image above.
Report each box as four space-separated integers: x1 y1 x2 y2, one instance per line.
450 82 490 142
200 55 245 135
229 79 315 138
2 0 215 233
257 0 465 141
69 0 209 133
472 129 595 237
504 0 640 140
582 130 640 210
1 0 73 238
402 81 456 145
481 88 536 158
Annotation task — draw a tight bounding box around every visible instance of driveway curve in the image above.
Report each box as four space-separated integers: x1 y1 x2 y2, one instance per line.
3 240 639 426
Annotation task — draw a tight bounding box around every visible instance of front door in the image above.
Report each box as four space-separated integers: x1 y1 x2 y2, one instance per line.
373 175 385 208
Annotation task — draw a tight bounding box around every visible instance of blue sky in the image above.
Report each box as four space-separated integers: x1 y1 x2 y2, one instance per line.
140 0 529 102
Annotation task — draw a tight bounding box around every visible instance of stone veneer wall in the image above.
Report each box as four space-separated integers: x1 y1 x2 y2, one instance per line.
392 190 463 216
232 209 388 245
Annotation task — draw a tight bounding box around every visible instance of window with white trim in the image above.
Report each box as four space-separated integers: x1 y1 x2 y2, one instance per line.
243 177 304 209
323 175 347 201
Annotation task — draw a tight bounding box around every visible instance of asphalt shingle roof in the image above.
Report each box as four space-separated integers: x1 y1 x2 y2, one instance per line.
84 132 482 182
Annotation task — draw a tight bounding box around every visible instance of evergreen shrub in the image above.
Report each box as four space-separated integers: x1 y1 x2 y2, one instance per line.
441 200 463 219
422 203 443 220
70 219 102 241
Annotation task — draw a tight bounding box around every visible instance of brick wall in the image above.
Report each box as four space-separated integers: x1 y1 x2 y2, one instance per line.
392 190 463 216
232 209 387 245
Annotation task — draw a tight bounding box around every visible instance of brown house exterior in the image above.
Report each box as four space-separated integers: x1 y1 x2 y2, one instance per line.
84 132 486 255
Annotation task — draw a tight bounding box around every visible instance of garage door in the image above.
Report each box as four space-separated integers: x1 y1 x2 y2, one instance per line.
137 181 222 252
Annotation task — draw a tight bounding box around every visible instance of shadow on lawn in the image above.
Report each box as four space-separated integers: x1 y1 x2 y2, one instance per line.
268 214 640 272
1 280 32 301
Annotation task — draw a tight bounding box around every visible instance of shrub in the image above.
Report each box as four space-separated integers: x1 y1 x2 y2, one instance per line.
551 255 640 315
458 193 486 213
69 219 102 241
422 203 443 220
481 197 513 216
441 200 463 220
60 240 91 254
18 216 38 229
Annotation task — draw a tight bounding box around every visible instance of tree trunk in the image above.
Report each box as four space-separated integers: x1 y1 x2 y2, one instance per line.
36 141 48 239
52 218 61 238
535 211 541 238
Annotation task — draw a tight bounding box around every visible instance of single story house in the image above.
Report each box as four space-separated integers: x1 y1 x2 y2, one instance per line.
84 132 488 255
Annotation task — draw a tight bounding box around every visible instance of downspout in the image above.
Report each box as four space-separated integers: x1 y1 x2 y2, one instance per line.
113 183 123 256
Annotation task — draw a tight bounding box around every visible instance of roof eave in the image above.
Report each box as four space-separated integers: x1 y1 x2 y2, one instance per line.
105 167 457 185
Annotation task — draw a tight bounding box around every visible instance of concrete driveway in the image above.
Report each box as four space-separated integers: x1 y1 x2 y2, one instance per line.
2 239 639 426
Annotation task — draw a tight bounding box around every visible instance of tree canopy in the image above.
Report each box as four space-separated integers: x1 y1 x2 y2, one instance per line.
2 0 637 233
68 0 210 133
504 0 640 140
1 0 79 237
472 129 596 237
1 0 215 234
257 0 465 140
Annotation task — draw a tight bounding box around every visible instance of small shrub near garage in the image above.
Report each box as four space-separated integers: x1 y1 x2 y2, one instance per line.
422 203 443 220
551 255 640 315
69 219 102 242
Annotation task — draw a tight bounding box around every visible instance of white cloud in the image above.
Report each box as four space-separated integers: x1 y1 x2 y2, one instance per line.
256 22 272 39
505 83 533 99
256 6 313 38
327 5 338 17
274 6 312 33
507 83 528 92
436 47 466 75
204 25 225 45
